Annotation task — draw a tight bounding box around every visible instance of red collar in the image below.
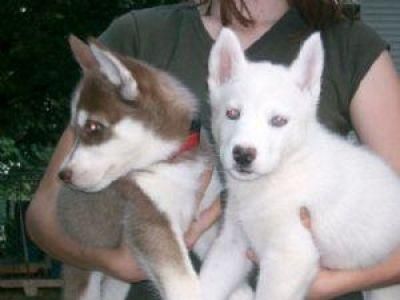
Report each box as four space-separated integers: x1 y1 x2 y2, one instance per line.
169 132 200 161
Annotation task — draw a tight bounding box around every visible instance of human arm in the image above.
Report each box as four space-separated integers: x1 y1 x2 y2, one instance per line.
25 127 147 282
185 189 222 250
351 51 400 173
307 50 400 299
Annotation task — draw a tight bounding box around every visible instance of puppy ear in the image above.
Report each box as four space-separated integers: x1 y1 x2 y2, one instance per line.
89 41 138 101
290 32 324 99
69 35 99 70
208 28 246 90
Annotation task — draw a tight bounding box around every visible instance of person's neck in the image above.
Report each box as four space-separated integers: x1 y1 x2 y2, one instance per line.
211 0 289 30
200 0 289 49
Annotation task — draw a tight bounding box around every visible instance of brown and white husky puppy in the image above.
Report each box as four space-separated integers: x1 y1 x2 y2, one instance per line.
57 36 221 300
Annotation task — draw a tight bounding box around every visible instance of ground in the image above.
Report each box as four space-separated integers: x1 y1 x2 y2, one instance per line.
0 288 60 300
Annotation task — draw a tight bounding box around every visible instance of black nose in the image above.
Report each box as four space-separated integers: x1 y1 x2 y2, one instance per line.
58 169 73 184
233 146 257 167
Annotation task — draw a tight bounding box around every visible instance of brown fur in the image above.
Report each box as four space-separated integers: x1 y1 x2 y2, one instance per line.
76 56 194 146
58 185 125 300
59 176 190 299
58 185 125 248
114 178 187 286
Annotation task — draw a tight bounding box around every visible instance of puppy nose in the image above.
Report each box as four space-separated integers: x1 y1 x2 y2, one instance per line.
233 146 257 167
58 169 73 183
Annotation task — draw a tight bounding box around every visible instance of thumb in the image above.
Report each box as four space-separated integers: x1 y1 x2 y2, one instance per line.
184 198 221 249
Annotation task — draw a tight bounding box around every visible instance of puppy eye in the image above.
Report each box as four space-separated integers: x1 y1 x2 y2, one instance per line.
84 120 105 134
270 115 288 127
226 108 241 120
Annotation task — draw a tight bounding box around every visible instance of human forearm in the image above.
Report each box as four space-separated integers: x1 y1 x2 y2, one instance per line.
26 127 147 282
26 191 105 270
27 198 147 281
350 51 400 175
309 249 400 299
26 127 98 267
345 250 400 290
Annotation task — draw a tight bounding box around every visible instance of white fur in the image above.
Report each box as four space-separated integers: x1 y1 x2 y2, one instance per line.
208 28 246 89
201 28 400 300
76 110 88 128
131 156 220 300
62 118 180 192
70 83 82 124
100 276 131 300
69 152 217 300
79 272 130 300
79 272 102 300
289 32 324 99
134 159 207 230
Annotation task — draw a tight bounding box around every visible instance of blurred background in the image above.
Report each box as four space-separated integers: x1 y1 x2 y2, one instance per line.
0 0 398 299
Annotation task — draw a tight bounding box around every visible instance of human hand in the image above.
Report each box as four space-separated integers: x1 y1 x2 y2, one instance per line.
98 243 147 283
185 199 222 249
306 268 350 300
184 167 222 249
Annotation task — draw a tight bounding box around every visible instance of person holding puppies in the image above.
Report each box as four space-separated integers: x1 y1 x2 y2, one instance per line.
27 0 400 299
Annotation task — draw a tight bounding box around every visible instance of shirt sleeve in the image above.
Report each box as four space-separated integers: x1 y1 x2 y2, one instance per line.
347 20 389 102
98 12 139 58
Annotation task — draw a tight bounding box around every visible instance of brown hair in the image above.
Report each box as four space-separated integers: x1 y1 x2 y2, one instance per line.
204 0 346 29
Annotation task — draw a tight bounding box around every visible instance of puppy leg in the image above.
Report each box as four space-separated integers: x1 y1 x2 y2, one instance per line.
119 182 200 300
228 282 254 300
255 224 319 300
363 284 400 300
130 222 200 300
193 169 221 260
192 222 219 260
101 276 131 300
200 218 252 300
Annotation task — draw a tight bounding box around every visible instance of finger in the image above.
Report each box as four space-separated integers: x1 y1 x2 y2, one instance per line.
185 198 221 248
184 198 222 249
300 206 312 230
195 166 214 206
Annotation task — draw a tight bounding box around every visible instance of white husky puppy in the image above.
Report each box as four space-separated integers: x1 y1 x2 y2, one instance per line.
200 28 400 300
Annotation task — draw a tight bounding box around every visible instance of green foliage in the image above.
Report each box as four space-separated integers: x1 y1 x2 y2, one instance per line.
0 172 42 260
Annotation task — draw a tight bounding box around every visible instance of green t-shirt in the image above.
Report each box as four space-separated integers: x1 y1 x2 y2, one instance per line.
99 2 387 137
99 3 387 300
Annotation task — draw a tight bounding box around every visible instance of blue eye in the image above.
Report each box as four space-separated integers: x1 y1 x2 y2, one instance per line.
270 115 288 127
226 108 241 120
